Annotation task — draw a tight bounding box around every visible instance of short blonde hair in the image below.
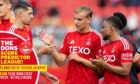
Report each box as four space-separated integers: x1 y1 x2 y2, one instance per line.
74 5 93 18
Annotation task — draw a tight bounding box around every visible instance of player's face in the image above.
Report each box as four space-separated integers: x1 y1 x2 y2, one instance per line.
101 20 113 40
74 11 90 31
21 7 34 25
0 0 11 17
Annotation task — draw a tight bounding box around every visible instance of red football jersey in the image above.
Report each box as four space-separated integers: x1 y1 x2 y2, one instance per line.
0 19 12 31
98 37 133 84
60 30 104 84
8 24 33 44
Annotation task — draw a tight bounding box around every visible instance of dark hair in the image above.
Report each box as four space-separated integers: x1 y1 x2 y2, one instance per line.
14 0 32 12
74 5 93 18
106 12 127 30
113 12 127 28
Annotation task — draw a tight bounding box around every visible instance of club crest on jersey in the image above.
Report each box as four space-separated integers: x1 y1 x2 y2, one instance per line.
98 49 102 54
19 41 32 54
86 39 91 45
103 50 106 54
111 48 115 53
98 49 102 56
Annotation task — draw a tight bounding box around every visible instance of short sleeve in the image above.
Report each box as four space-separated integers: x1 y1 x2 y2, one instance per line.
120 37 133 62
60 33 69 55
121 50 133 62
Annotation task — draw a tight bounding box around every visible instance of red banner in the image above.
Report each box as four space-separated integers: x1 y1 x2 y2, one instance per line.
0 31 39 84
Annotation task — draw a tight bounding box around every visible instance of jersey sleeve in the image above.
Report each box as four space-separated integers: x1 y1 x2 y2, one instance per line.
59 33 69 55
120 38 133 62
122 35 137 55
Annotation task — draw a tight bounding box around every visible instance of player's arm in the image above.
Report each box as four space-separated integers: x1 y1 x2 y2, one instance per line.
38 31 67 66
69 53 98 70
122 35 140 69
37 43 67 66
50 47 67 66
92 56 132 76
104 50 133 76
103 61 132 76
91 58 105 77
37 44 49 56
133 51 140 69
78 57 98 70
41 72 59 84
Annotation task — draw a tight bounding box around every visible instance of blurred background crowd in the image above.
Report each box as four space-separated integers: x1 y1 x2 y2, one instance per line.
11 0 140 83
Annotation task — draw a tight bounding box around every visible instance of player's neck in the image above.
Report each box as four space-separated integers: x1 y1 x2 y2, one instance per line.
109 34 120 42
79 25 91 33
14 18 24 29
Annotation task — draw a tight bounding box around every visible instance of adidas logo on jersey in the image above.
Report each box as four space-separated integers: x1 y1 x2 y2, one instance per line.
111 48 115 53
70 40 75 44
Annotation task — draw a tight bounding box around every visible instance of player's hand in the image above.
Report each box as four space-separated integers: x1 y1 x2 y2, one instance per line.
90 56 105 67
37 44 56 55
38 31 54 46
41 72 59 84
69 53 82 62
37 44 48 56
47 73 59 84
47 45 57 53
